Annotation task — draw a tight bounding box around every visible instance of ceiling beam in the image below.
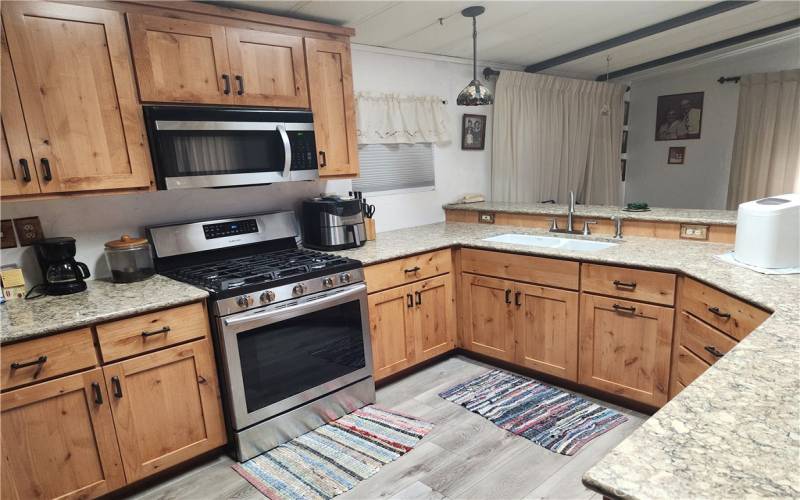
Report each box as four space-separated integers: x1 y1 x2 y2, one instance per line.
524 1 755 73
596 18 800 81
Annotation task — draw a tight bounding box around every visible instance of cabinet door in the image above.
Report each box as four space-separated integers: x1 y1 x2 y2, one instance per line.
513 283 579 382
578 294 674 407
127 13 233 104
413 274 456 362
226 28 309 108
305 38 359 177
3 2 152 193
103 339 226 482
1 369 125 499
461 274 516 362
368 284 416 381
1 27 40 197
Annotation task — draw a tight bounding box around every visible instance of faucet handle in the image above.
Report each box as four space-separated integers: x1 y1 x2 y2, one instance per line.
582 220 597 235
549 218 559 231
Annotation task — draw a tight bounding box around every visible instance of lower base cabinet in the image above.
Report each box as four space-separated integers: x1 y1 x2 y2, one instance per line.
461 274 516 362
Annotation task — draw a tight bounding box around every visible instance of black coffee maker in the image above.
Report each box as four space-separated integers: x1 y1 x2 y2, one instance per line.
34 237 91 295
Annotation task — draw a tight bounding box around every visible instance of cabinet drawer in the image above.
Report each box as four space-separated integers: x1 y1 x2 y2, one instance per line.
581 263 675 306
96 302 208 362
1 328 97 391
681 278 770 341
365 249 451 293
675 345 710 387
461 248 579 290
678 311 737 365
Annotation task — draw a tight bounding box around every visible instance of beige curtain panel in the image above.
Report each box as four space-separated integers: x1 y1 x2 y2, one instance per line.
354 92 450 145
727 70 800 209
491 71 626 205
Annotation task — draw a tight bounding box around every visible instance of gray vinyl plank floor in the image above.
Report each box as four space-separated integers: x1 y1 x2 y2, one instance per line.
129 355 646 500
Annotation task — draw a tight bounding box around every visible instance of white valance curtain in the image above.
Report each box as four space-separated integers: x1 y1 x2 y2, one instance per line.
726 70 800 209
491 71 626 205
355 93 450 145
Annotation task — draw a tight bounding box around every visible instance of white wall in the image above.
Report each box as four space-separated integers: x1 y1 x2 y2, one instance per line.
624 38 800 209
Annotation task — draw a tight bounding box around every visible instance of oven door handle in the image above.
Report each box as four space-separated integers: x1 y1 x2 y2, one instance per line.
222 283 366 333
277 124 291 178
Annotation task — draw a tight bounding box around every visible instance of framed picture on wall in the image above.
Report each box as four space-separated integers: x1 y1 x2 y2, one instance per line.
462 114 486 150
668 146 686 165
654 92 703 141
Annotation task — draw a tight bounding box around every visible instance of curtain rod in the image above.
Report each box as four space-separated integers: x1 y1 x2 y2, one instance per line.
718 76 741 84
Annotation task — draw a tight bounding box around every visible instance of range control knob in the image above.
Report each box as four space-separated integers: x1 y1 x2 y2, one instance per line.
322 277 334 288
339 272 352 284
292 283 306 296
236 295 253 308
259 290 276 303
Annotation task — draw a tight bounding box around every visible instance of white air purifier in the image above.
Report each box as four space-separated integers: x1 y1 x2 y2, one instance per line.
734 193 800 269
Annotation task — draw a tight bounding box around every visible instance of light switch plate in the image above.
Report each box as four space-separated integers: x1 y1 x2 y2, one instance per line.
478 213 495 224
1 220 17 249
680 224 709 241
13 217 44 246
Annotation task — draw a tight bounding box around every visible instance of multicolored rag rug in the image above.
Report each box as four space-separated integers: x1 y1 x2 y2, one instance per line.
232 405 434 500
439 369 628 456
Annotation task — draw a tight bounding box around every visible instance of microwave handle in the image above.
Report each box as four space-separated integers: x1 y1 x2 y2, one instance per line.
277 124 291 178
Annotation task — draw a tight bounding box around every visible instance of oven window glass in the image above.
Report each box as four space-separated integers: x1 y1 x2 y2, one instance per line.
237 299 366 414
155 130 285 176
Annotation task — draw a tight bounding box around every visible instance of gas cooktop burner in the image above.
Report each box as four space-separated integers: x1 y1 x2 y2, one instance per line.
165 248 353 292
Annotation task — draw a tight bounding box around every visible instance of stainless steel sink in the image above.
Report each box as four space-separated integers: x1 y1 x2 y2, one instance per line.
482 233 618 252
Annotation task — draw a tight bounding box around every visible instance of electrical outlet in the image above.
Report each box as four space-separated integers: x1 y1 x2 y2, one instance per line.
13 217 44 246
680 224 709 241
478 213 495 224
1 220 17 249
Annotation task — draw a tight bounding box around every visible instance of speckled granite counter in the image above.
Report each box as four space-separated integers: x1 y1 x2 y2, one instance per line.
334 222 800 499
445 201 738 226
1 275 208 344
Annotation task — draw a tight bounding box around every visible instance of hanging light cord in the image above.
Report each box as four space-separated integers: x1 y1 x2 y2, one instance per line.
472 15 478 82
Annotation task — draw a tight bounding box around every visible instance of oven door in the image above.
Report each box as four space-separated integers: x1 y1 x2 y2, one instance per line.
218 283 373 430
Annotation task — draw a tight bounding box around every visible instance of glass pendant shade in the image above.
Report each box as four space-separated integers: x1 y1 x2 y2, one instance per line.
457 79 493 106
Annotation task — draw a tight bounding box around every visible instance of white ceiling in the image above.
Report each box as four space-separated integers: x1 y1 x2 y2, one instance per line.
223 1 800 80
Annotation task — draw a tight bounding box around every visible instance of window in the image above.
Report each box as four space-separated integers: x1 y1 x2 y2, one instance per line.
352 143 435 195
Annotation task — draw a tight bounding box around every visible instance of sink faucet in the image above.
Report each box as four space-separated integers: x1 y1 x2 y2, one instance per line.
611 215 623 239
566 191 576 232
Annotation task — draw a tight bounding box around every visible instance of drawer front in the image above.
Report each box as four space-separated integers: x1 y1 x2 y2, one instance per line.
1 328 97 390
96 302 208 362
675 345 710 387
681 278 770 341
581 263 676 306
365 249 452 293
678 311 737 365
461 248 579 290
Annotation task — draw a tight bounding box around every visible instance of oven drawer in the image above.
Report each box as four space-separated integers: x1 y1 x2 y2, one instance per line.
681 278 770 341
365 249 452 293
2 328 97 391
96 302 208 362
581 263 676 306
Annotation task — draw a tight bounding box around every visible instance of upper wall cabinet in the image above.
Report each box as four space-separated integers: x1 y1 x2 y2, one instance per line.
2 2 152 194
305 38 359 177
128 14 309 108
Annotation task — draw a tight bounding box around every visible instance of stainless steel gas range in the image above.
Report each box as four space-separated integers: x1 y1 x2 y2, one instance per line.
147 211 375 462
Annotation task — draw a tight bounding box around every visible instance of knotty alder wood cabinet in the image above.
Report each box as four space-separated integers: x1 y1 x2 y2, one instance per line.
0 301 225 499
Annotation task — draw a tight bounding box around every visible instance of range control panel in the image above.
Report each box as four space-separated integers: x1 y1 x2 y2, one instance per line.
203 219 259 240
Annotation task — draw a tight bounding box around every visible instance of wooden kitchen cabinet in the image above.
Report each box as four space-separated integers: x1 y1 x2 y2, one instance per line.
1 368 125 500
305 38 359 177
461 274 516 362
578 293 674 407
368 284 417 380
3 2 152 194
102 339 226 482
413 274 456 362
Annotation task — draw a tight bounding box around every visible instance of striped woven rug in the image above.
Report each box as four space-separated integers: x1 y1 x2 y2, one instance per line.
439 369 628 456
232 405 434 500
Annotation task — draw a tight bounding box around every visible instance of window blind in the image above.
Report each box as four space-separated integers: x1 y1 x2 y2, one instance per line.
352 143 435 194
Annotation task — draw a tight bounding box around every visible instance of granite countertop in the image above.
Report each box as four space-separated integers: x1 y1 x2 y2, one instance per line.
444 201 738 226
333 222 800 499
0 275 209 344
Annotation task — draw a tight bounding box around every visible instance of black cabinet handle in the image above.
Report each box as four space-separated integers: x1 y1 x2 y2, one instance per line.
406 293 413 308
415 291 421 306
222 74 231 95
41 158 52 181
91 382 103 405
141 326 171 338
704 345 725 358
514 291 521 306
235 75 244 95
707 306 731 319
10 355 47 378
18 159 31 182
111 376 123 398
505 289 512 304
612 304 636 314
612 280 637 289
319 150 327 167
404 266 420 274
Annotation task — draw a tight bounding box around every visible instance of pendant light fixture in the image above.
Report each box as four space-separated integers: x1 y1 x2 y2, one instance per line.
457 6 493 106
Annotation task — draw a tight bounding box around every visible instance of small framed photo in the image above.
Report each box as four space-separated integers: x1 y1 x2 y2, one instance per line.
655 91 703 141
462 114 486 150
668 146 686 165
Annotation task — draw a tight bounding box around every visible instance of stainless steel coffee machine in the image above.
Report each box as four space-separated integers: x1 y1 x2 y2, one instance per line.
301 196 366 250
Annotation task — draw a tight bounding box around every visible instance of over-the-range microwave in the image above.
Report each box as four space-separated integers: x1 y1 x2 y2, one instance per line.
143 106 319 190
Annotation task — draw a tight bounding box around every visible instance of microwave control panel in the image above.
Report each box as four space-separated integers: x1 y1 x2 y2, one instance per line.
203 219 259 240
290 131 318 171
